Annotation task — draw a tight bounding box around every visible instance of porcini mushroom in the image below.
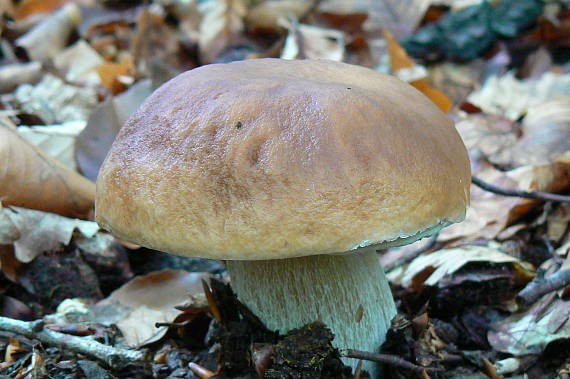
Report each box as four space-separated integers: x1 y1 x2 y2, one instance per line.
95 59 470 375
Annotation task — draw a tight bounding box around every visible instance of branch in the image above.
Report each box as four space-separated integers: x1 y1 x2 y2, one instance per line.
340 349 442 374
517 268 570 306
471 176 570 203
0 316 147 368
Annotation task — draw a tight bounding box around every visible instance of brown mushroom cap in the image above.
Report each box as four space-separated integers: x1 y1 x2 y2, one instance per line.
95 59 470 260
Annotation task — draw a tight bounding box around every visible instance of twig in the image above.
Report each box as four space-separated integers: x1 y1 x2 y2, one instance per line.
0 316 146 368
471 176 570 203
340 349 442 373
517 268 570 305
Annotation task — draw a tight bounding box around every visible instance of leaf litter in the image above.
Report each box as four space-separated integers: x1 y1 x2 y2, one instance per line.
0 0 570 378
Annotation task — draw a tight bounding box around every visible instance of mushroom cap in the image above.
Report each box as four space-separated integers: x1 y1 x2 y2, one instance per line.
95 59 470 260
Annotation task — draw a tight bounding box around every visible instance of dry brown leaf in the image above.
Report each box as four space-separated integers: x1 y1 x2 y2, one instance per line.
428 61 486 106
91 270 209 347
14 74 98 124
439 163 522 241
453 111 518 166
18 121 87 170
13 0 71 20
15 3 81 61
0 245 21 283
281 21 345 61
395 243 530 288
319 0 430 38
510 96 570 167
383 30 452 113
245 0 312 31
0 122 95 219
94 54 134 95
198 0 246 63
467 72 570 120
76 79 153 181
54 40 103 84
0 62 42 94
506 153 570 224
489 296 570 356
547 204 570 243
0 206 99 263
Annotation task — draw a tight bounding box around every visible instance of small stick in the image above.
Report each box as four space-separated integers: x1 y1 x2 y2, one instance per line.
0 316 146 368
471 176 570 203
340 349 442 374
517 268 570 305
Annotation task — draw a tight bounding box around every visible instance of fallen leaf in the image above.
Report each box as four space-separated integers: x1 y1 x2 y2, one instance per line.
0 206 99 263
509 96 570 166
198 0 246 63
14 74 98 124
398 243 525 288
281 21 345 61
428 60 486 106
54 39 104 84
91 269 209 347
489 297 570 356
94 54 134 95
319 0 431 39
383 30 451 112
75 79 153 181
245 0 312 31
453 111 518 167
467 71 570 120
13 0 71 20
17 121 87 170
15 3 82 61
0 121 95 218
0 62 42 93
439 163 522 241
547 204 570 243
506 153 570 224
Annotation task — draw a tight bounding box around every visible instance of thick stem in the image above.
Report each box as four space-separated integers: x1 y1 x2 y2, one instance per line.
227 249 396 377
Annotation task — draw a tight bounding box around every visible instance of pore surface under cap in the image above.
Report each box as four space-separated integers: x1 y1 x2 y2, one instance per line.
95 59 470 260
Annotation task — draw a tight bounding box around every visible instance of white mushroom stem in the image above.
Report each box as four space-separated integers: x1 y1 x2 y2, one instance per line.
227 249 397 377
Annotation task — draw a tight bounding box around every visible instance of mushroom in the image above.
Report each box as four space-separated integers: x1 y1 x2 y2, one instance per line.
95 59 470 375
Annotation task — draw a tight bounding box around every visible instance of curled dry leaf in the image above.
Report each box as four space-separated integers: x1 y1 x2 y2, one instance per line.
441 155 570 242
94 54 134 95
0 122 95 219
0 206 99 263
13 0 71 21
18 121 87 170
394 243 530 289
281 21 345 61
511 96 570 166
15 3 81 61
0 62 42 93
199 0 246 63
454 111 518 167
439 164 522 241
245 0 312 31
383 30 452 113
319 0 430 38
489 296 570 356
14 74 98 124
53 40 104 85
91 269 209 347
467 71 570 120
75 79 153 181
505 153 570 224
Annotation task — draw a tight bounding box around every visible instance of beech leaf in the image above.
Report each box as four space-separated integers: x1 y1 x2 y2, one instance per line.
0 121 95 219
